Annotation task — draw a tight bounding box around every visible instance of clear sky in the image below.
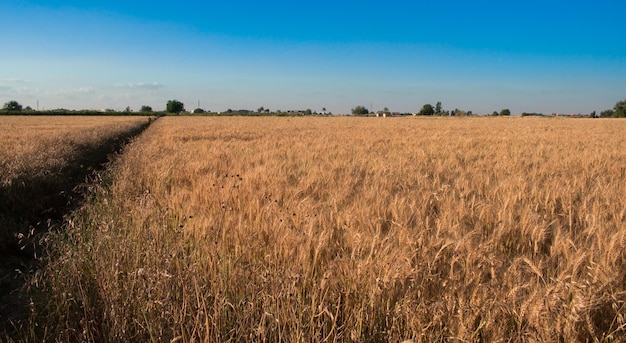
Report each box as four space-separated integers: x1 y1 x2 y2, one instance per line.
1 0 625 114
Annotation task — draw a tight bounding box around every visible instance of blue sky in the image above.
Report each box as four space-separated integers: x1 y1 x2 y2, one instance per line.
1 1 624 114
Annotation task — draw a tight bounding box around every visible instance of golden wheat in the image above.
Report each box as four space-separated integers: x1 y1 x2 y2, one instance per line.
0 115 150 187
0 115 152 340
37 116 626 342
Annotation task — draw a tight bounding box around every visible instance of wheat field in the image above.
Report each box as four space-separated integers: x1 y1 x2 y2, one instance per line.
34 116 625 342
0 116 150 187
0 115 151 338
0 115 150 239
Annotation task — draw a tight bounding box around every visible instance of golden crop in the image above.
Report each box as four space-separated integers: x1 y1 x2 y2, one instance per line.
0 116 149 187
34 116 626 342
0 115 151 340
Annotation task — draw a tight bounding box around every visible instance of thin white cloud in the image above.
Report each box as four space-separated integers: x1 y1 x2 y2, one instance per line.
50 86 96 96
77 86 95 94
0 85 37 98
114 82 164 90
2 78 31 83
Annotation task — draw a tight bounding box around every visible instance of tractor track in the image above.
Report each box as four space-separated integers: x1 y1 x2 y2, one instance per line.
0 116 157 340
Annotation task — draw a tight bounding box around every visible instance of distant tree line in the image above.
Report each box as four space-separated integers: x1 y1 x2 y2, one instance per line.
159 100 324 116
3 98 625 117
492 109 511 116
3 100 23 111
0 100 159 116
599 99 626 118
355 98 626 118
352 101 477 117
351 106 369 115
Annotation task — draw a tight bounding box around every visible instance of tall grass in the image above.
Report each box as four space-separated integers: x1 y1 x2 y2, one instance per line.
0 115 152 252
0 115 151 338
0 116 150 185
35 116 625 342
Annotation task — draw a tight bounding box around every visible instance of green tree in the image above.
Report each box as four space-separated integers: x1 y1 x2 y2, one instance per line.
141 105 153 112
351 105 369 115
600 109 614 118
419 104 434 116
500 108 511 116
435 101 442 114
166 99 185 114
451 108 471 116
614 99 626 118
2 100 22 111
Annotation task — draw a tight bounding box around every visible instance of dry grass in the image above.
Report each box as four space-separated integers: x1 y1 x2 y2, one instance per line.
0 115 151 338
0 116 150 187
0 115 151 243
35 116 625 342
